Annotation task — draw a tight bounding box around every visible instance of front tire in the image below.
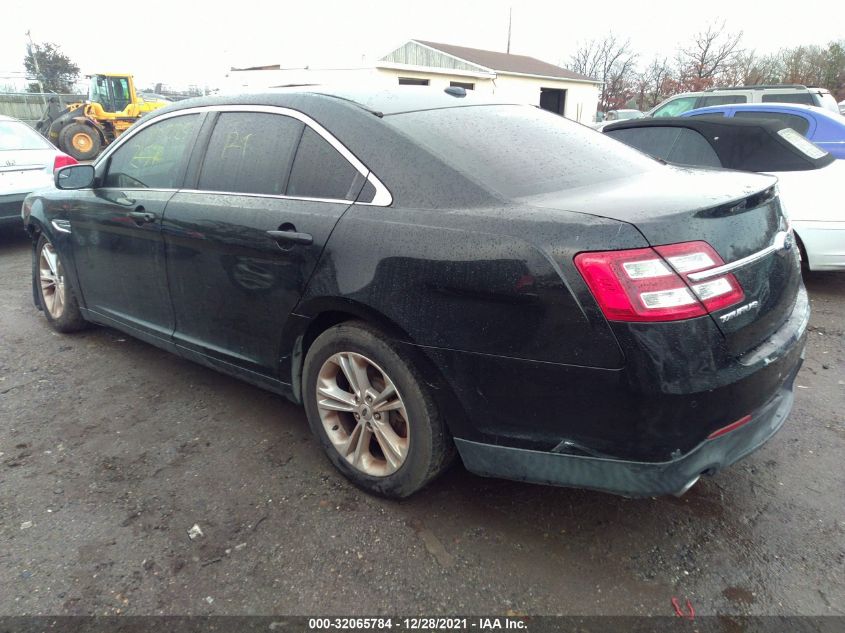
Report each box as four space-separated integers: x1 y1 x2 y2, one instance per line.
34 234 86 333
59 123 102 161
303 321 453 498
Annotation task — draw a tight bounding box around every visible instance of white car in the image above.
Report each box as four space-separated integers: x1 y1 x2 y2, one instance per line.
603 116 844 271
777 158 845 271
1 114 76 230
592 109 644 131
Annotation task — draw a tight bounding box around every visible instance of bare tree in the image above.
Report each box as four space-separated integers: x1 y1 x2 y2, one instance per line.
634 57 674 110
570 33 638 111
677 20 743 90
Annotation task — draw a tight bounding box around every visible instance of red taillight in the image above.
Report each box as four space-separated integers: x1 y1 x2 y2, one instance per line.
53 153 78 171
707 414 753 439
574 241 744 322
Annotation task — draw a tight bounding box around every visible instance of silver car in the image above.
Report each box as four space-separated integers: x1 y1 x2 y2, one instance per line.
1 115 76 229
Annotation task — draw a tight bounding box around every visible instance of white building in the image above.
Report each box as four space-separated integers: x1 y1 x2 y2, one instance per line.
223 40 600 124
377 40 600 124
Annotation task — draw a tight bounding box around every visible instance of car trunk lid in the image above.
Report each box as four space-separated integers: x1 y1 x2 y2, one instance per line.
0 149 55 194
524 166 801 356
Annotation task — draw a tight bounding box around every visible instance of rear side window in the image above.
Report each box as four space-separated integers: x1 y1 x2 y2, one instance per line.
761 93 813 105
389 105 658 198
198 112 303 195
734 111 810 136
606 127 722 168
287 127 361 201
698 95 747 107
104 114 200 188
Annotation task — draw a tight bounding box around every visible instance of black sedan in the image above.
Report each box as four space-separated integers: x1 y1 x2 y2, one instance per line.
22 88 808 498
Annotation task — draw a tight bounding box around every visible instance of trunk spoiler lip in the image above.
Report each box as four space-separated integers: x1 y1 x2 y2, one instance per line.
688 230 793 282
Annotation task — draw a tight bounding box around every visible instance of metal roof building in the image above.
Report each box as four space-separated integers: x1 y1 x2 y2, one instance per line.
376 40 601 123
223 40 601 124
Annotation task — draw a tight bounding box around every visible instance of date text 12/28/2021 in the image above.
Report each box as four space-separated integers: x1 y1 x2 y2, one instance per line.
308 618 526 631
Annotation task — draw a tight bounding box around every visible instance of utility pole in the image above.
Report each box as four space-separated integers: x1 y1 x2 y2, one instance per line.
506 7 512 54
25 30 47 105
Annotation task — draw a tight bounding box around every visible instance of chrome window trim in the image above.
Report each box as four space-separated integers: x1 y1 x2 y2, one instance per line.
178 189 354 206
96 187 179 193
687 231 791 282
95 104 393 207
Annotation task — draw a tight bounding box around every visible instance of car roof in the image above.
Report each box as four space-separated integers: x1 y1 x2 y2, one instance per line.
604 115 834 172
159 86 518 118
686 103 825 115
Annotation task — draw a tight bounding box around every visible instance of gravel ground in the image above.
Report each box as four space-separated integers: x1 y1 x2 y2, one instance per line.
0 228 843 617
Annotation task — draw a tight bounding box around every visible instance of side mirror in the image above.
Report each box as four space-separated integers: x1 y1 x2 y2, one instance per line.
55 164 95 190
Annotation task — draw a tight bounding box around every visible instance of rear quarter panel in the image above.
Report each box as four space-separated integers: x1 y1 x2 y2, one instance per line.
295 202 648 369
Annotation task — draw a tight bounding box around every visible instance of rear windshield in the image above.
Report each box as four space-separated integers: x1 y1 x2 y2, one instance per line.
0 120 51 151
386 105 658 198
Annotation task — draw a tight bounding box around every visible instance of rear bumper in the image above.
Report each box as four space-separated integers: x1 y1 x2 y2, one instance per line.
455 365 799 497
793 220 845 271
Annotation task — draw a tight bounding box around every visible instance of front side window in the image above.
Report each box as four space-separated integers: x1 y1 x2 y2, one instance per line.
287 127 361 201
652 96 698 117
198 112 304 196
104 114 200 189
89 76 111 110
734 111 811 136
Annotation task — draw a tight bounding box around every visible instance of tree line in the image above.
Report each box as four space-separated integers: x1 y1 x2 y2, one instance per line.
569 21 845 112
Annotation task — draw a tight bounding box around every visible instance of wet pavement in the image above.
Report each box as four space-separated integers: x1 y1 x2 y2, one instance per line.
0 229 843 616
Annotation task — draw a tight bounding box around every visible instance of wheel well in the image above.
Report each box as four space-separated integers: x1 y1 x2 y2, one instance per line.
301 310 360 359
25 220 41 241
294 307 470 438
793 231 809 271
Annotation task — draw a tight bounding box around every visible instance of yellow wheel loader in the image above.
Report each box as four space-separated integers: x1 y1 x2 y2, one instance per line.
36 73 169 160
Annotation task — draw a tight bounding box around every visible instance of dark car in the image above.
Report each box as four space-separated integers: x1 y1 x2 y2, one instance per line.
603 116 845 271
22 88 808 498
680 103 845 159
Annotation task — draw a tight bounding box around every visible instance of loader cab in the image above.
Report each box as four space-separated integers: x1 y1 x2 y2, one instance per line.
88 74 134 113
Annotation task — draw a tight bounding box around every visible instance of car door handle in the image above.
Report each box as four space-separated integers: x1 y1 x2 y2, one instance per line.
128 209 156 224
266 229 313 246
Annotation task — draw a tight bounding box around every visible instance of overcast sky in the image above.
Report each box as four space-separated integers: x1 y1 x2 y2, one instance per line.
1 0 843 89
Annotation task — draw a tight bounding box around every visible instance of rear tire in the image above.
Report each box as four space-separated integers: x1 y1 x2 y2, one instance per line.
795 232 810 274
59 123 102 161
303 321 453 498
34 234 86 333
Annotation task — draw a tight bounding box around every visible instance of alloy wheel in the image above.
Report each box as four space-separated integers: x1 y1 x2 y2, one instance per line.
316 351 410 477
39 241 66 319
